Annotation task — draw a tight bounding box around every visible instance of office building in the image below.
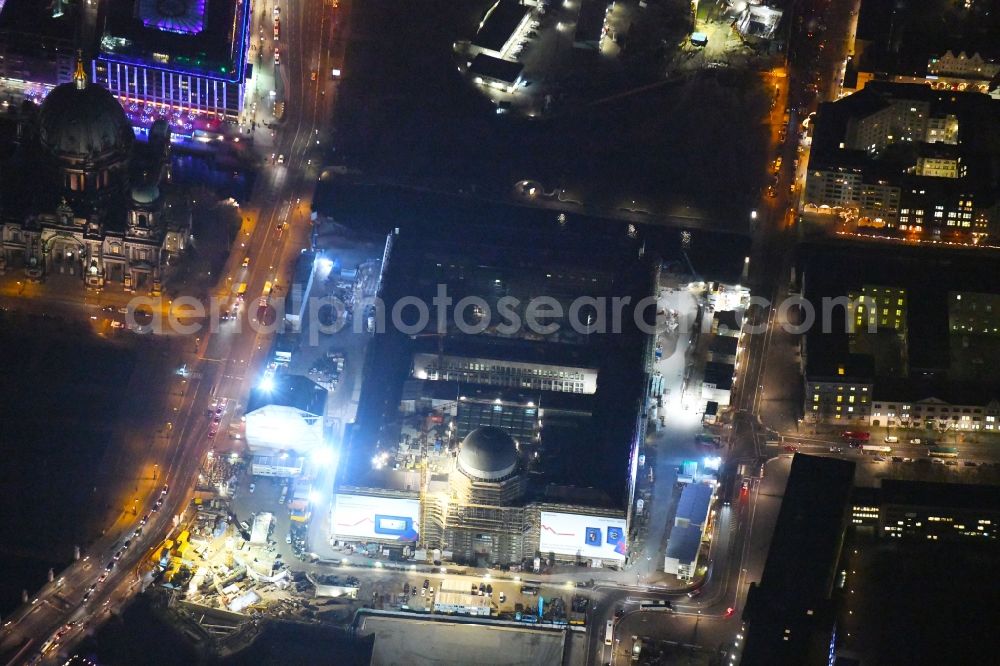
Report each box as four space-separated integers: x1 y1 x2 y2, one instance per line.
851 480 999 542
94 0 252 133
741 455 855 665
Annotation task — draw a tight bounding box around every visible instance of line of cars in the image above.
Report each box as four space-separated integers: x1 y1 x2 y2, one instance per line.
207 398 228 439
81 484 170 605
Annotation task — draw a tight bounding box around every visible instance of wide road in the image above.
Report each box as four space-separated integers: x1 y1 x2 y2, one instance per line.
0 0 347 662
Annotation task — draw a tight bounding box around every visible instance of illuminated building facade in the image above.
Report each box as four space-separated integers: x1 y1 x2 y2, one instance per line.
949 291 1000 336
94 0 251 132
848 285 907 333
804 82 999 243
0 61 187 291
852 480 998 542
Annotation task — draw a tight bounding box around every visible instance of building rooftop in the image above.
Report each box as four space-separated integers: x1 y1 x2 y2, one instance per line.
877 479 1000 512
665 523 701 563
703 362 735 391
341 204 651 511
709 335 739 358
100 0 250 81
472 0 528 53
246 373 327 417
742 454 856 665
799 241 1000 386
574 0 607 45
469 54 523 84
712 310 740 334
457 427 519 481
674 482 713 526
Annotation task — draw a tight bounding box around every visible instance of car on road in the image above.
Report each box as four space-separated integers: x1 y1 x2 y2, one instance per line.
285 533 292 544
782 444 798 453
154 498 164 510
499 591 506 603
140 512 150 525
909 438 922 445
842 430 870 441
105 561 115 571
274 48 280 65
724 607 735 618
249 483 256 493
740 479 750 497
964 461 977 467
828 446 843 453
113 549 123 561
311 70 318 81
161 484 169 496
273 6 279 17
278 154 285 164
687 589 701 599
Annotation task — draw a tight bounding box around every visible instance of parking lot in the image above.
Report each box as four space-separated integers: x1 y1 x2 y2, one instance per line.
359 615 565 666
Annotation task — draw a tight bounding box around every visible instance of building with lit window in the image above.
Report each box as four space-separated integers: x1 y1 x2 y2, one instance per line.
848 285 907 333
797 244 1000 428
851 480 998 542
949 291 1000 337
411 353 598 394
93 0 251 134
0 60 188 291
333 197 652 567
804 81 1000 243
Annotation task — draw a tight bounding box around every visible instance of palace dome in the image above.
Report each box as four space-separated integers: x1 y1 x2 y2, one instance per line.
457 427 519 481
38 77 133 162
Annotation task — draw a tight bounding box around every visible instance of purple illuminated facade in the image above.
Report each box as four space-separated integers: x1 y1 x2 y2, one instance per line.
138 0 208 36
94 0 251 131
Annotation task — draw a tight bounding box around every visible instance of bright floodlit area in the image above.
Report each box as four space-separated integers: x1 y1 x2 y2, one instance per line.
359 615 565 666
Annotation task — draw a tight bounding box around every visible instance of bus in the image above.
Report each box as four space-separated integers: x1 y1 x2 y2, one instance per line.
861 445 892 455
605 619 614 646
520 582 540 596
639 600 673 612
928 445 959 459
236 283 247 299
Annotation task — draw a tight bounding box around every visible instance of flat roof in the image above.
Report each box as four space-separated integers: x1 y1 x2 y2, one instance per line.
343 209 650 510
246 374 327 416
100 0 250 82
473 0 528 52
713 310 740 332
878 479 1000 512
709 335 739 357
469 53 524 84
665 523 701 562
703 362 735 390
742 454 855 665
675 482 713 526
575 0 607 44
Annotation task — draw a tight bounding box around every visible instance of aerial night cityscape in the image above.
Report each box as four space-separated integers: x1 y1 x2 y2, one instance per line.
0 0 998 664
